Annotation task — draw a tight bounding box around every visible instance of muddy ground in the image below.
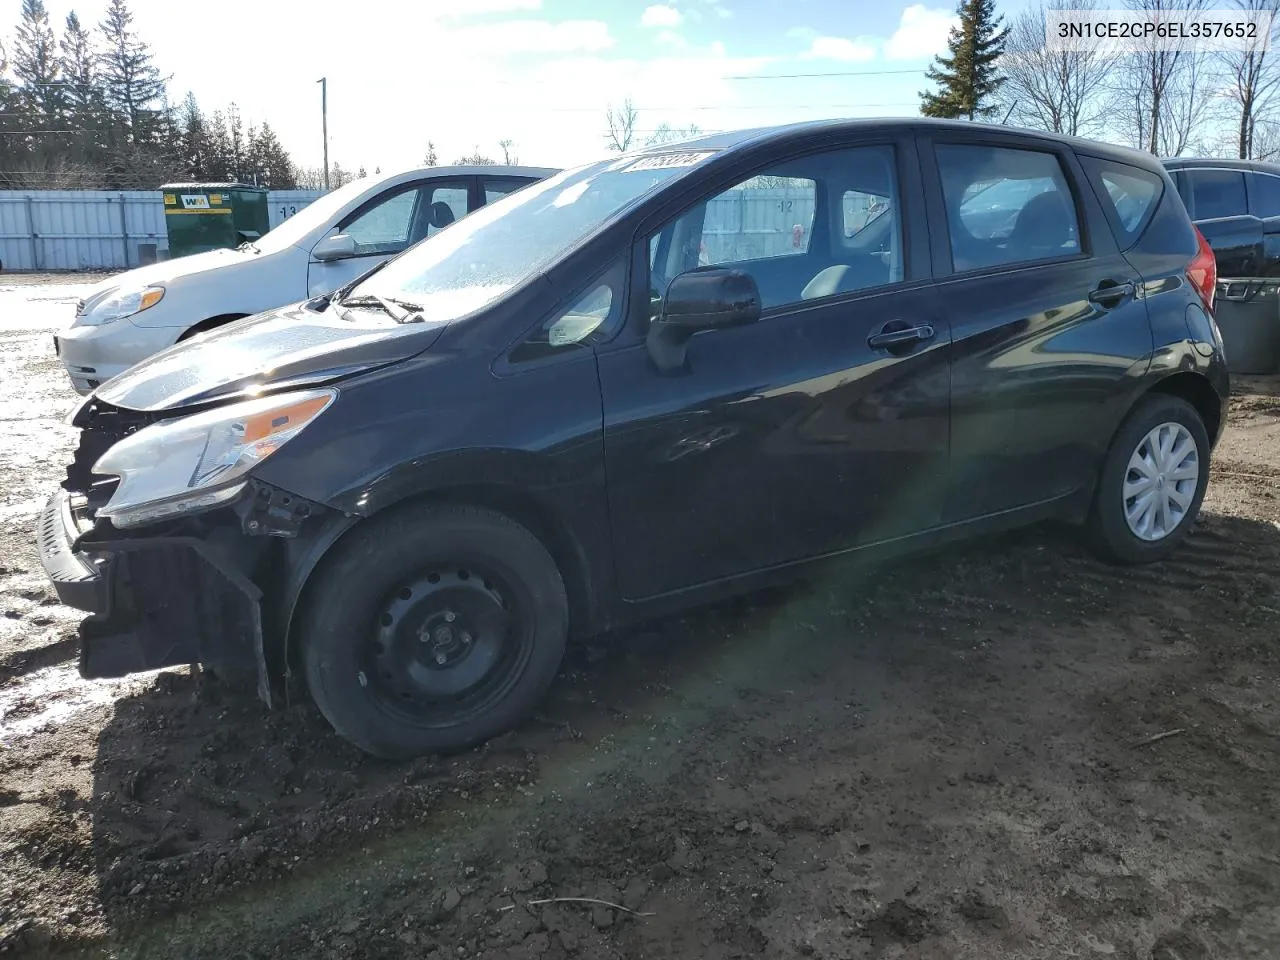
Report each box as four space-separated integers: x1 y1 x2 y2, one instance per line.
1 276 1278 959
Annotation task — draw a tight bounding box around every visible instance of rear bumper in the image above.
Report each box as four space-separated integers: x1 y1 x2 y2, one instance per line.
37 491 272 702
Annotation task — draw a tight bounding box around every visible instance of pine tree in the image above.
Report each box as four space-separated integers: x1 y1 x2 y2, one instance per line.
177 92 212 179
206 108 232 180
250 122 295 188
920 0 1008 120
424 140 437 166
98 0 169 144
60 11 105 175
225 102 245 180
13 0 63 133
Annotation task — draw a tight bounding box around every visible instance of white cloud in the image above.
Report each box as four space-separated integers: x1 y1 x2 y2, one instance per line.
432 0 543 16
451 19 614 55
804 36 877 62
885 4 957 60
641 5 683 28
656 29 688 47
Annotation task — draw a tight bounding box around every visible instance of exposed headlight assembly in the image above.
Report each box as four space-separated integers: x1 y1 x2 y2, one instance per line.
92 389 335 528
77 284 165 325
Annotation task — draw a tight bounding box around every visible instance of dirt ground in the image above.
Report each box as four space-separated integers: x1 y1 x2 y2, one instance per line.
1 275 1278 960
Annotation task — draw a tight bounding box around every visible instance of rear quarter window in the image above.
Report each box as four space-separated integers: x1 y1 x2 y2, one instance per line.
1078 156 1167 251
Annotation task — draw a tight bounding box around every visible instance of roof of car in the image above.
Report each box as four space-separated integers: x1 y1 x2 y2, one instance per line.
1161 156 1280 174
627 117 1165 172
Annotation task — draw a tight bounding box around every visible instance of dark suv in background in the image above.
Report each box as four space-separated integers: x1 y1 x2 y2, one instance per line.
1164 157 1280 373
42 120 1228 759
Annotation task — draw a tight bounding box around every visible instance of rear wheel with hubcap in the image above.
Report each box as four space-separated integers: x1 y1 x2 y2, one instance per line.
300 504 568 759
1087 394 1211 563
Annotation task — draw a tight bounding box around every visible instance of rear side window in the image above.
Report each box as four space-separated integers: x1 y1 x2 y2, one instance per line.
1078 156 1163 249
935 144 1081 272
1187 169 1247 220
1251 172 1280 217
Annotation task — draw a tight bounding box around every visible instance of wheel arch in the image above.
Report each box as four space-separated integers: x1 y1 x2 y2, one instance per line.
1143 370 1223 443
278 482 602 681
178 313 250 341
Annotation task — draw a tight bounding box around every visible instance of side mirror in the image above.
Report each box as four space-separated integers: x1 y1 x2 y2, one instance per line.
312 233 357 262
647 268 761 372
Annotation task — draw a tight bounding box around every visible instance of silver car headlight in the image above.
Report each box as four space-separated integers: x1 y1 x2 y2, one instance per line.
92 389 336 528
77 284 166 326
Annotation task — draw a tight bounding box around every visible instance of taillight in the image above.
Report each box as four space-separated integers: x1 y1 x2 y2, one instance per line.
1187 225 1217 314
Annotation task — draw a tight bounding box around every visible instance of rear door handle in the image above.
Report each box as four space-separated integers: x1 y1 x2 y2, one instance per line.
1088 280 1136 306
868 323 935 350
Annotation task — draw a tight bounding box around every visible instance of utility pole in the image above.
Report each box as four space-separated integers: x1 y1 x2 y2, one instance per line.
317 77 330 191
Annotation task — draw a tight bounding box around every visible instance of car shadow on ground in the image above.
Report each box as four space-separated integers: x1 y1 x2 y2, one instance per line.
76 510 1280 956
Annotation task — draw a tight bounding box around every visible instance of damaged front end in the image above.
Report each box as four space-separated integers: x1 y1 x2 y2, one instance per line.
40 395 337 705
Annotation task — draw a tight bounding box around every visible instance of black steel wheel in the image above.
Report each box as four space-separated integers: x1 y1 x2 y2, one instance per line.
300 504 568 759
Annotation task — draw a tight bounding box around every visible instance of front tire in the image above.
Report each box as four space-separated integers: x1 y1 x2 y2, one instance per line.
1087 394 1210 564
300 504 568 759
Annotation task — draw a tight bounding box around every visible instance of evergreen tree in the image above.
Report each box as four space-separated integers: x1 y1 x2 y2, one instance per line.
224 102 245 179
13 0 63 132
920 0 1008 120
424 140 437 166
206 108 232 180
98 0 169 144
250 123 295 188
177 92 212 179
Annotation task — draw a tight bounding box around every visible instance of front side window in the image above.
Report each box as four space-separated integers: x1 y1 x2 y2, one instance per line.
648 145 903 312
342 184 418 255
1188 169 1247 220
937 144 1081 272
338 181 469 257
485 178 533 204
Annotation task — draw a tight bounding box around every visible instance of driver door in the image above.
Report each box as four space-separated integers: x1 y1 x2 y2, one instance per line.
597 138 951 600
307 177 473 297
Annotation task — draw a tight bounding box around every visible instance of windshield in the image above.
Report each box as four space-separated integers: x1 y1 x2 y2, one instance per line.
252 178 379 255
349 150 718 323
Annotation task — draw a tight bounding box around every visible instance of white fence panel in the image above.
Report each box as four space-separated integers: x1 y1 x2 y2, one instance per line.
0 189 325 272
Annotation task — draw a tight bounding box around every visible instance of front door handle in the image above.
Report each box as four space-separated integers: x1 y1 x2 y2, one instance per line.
868 323 935 350
1088 280 1136 306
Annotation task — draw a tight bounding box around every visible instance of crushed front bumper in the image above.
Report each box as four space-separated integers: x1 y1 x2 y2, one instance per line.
38 490 272 703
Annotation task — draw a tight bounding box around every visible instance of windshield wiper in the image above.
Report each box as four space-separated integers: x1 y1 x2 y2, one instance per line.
338 294 424 324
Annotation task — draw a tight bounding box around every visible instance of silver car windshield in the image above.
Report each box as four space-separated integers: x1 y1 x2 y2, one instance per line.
349 150 719 324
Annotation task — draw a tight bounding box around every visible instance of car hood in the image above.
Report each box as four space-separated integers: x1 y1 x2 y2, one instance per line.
84 248 256 298
94 302 446 412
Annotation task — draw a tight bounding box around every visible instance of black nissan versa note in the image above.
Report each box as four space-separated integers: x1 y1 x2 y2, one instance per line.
40 119 1228 759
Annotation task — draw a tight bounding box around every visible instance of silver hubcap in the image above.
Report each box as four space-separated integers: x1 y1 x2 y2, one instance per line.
1123 421 1199 542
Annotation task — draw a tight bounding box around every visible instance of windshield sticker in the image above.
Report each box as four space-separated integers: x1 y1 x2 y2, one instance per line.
620 152 715 173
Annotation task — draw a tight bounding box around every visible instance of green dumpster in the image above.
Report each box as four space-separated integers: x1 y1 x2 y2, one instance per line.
160 182 270 259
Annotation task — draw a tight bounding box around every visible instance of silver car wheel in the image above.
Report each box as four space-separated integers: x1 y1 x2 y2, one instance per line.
1122 421 1200 542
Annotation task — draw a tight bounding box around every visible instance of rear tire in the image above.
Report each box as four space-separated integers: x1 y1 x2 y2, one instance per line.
1086 394 1210 564
299 504 568 759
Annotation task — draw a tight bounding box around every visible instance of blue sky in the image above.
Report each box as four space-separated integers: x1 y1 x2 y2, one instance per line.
41 0 1034 173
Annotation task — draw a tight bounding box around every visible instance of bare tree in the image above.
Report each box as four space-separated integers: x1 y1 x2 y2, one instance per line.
1156 48 1217 155
645 122 703 146
499 138 517 164
1116 0 1209 154
995 0 1113 136
1220 0 1280 158
456 147 496 165
605 98 639 152
424 140 438 166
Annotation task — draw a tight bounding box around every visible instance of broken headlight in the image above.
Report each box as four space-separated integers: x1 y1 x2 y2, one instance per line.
92 389 336 529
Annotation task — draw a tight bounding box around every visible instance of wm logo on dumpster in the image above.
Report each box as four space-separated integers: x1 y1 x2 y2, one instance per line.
180 195 211 209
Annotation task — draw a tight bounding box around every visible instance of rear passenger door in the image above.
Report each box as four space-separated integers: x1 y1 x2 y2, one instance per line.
919 133 1155 523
